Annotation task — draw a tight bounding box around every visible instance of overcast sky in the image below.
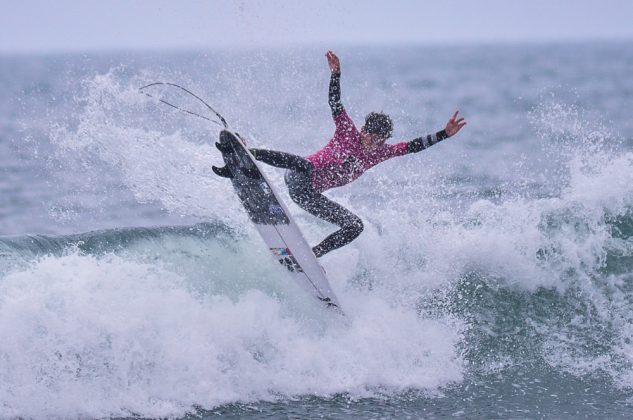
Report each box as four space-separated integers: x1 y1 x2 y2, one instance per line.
2 0 633 53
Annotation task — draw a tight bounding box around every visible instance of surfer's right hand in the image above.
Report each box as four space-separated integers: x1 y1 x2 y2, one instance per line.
445 111 467 137
326 51 340 74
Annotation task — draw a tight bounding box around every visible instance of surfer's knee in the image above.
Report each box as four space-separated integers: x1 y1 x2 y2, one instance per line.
346 216 364 238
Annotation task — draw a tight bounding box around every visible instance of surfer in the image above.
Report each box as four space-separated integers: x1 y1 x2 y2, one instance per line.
249 51 466 258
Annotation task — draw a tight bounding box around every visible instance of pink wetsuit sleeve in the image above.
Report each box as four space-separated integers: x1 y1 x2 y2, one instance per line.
382 142 409 159
366 142 409 167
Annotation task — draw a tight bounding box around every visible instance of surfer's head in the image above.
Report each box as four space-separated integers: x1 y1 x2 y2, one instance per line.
361 112 393 150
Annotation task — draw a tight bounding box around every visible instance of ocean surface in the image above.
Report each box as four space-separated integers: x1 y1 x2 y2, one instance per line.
1 42 633 418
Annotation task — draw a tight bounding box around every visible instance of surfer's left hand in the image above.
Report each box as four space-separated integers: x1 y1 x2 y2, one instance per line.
326 51 340 74
445 111 467 137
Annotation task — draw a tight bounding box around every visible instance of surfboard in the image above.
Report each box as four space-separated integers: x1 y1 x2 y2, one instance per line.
212 129 343 313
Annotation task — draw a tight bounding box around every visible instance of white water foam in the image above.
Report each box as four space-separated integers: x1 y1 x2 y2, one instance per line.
0 251 464 419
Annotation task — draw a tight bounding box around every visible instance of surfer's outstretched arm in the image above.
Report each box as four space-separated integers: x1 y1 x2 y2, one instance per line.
405 111 467 153
405 130 449 153
326 51 344 117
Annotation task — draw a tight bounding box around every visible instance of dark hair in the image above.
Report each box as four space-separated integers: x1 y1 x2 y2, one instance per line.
364 112 393 139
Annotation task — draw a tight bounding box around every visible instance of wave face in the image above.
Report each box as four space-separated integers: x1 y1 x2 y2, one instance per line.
2 43 633 418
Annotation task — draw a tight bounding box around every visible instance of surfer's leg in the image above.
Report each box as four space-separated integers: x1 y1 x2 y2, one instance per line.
287 188 363 258
250 149 312 173
301 195 363 257
285 170 363 257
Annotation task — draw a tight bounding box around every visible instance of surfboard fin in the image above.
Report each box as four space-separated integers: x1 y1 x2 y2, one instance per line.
212 165 234 178
215 141 234 154
318 296 339 309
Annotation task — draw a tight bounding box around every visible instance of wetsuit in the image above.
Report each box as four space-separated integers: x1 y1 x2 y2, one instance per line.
251 72 448 257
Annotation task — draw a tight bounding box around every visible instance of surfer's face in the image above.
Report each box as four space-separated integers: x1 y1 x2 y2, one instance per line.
360 127 387 151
